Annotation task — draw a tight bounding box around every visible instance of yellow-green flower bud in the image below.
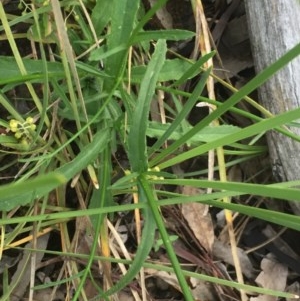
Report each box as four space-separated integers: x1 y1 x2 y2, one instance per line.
9 119 19 132
20 138 29 147
26 117 34 124
15 132 22 139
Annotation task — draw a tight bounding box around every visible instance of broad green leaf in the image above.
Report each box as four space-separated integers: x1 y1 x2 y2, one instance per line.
75 61 111 79
0 56 66 85
89 44 127 62
91 0 112 35
130 52 214 85
128 39 167 172
132 29 195 43
0 173 66 211
104 0 139 88
131 59 196 83
147 122 241 145
0 129 110 211
0 135 17 145
172 51 215 87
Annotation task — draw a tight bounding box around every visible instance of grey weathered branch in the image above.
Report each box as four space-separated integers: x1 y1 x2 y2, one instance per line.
245 0 300 214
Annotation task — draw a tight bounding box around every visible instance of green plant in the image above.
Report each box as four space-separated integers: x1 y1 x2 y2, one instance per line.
0 0 300 300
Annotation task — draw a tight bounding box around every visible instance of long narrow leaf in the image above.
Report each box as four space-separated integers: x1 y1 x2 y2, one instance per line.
172 51 215 87
201 199 300 231
128 39 167 172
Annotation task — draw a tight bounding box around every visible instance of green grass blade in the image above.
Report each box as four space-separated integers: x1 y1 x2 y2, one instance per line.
157 178 300 202
203 199 300 231
148 67 211 156
100 175 156 298
74 146 112 301
171 51 215 87
156 106 300 168
143 262 298 299
130 0 168 38
139 174 195 301
150 42 300 166
18 247 298 300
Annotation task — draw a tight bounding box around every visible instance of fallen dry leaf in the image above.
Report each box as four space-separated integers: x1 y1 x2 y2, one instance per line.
0 253 21 274
145 268 181 291
10 233 50 301
212 239 255 279
145 268 217 301
214 14 253 79
190 277 218 301
251 254 288 301
286 281 300 301
181 186 214 253
31 287 65 301
145 0 173 29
